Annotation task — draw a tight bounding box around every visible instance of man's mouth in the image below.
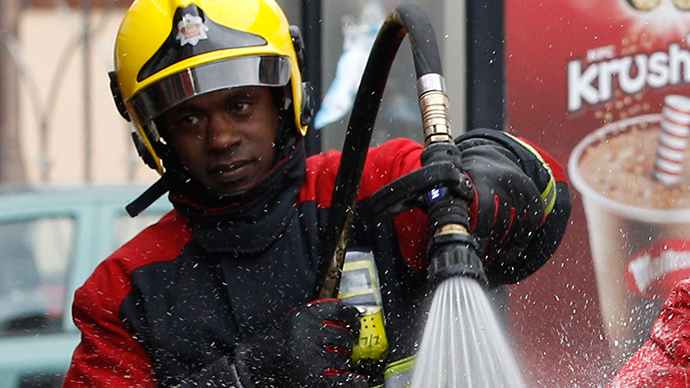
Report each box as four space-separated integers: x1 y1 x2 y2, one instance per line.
208 160 251 183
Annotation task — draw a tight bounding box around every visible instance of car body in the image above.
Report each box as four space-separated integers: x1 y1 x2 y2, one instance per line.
0 184 171 388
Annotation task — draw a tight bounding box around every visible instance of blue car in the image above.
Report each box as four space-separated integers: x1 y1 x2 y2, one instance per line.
0 184 171 388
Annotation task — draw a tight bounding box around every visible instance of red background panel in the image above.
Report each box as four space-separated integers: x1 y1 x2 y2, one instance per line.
505 1 690 386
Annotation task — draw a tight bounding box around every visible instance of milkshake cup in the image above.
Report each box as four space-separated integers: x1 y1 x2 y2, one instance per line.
569 113 690 366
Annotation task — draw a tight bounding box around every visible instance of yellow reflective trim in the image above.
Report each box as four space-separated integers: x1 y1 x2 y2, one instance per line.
343 260 371 271
338 289 374 299
384 356 416 379
504 133 551 171
338 258 381 302
543 175 557 215
504 133 557 216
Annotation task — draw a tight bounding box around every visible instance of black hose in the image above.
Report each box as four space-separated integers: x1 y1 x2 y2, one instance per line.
393 4 443 77
317 4 445 298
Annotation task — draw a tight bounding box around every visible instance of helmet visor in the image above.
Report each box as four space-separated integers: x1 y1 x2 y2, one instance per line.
130 55 291 123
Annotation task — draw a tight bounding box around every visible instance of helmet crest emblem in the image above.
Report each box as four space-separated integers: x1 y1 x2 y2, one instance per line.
176 14 209 46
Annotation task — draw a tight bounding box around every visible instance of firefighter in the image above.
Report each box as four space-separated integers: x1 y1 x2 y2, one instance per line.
63 0 571 387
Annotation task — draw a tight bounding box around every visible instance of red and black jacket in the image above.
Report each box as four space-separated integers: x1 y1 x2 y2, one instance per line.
63 134 569 387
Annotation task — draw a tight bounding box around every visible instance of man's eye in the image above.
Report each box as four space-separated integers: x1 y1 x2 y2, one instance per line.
166 115 203 134
180 116 201 127
230 101 251 113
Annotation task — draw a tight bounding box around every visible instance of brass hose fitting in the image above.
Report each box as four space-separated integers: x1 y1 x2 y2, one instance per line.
417 73 453 145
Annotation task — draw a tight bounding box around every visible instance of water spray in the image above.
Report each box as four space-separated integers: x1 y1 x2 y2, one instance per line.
317 4 527 387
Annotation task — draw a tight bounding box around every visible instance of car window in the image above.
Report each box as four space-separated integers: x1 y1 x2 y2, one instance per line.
0 217 74 337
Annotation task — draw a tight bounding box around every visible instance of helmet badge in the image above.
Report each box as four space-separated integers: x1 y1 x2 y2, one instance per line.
176 14 209 46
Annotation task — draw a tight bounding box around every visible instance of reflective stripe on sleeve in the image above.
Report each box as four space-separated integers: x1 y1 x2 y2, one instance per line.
504 132 557 215
382 356 416 388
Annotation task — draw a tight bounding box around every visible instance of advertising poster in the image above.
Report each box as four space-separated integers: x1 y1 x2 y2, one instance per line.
505 0 690 386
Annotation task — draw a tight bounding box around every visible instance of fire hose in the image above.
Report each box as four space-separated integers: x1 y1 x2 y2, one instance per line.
315 4 515 385
316 3 481 299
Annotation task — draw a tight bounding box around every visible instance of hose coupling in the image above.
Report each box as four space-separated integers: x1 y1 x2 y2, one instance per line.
417 74 452 145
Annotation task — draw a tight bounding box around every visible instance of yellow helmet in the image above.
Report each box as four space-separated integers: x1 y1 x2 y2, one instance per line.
110 0 311 174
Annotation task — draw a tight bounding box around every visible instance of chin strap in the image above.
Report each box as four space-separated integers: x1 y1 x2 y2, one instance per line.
126 178 170 217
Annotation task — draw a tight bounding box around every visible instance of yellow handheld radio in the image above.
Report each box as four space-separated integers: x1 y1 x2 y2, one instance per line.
338 249 388 363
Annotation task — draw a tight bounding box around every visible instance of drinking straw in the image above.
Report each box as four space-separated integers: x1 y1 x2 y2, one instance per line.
653 95 690 185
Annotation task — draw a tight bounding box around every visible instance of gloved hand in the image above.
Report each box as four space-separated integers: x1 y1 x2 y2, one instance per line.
234 298 367 388
458 137 546 263
452 129 567 286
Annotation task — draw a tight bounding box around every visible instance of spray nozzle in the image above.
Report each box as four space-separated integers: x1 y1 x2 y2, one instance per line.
427 224 488 286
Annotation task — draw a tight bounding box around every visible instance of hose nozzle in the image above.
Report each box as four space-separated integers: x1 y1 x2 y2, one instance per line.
427 224 488 286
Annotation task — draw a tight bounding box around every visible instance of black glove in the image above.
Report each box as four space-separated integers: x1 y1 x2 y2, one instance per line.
234 298 367 388
455 129 566 285
459 138 545 259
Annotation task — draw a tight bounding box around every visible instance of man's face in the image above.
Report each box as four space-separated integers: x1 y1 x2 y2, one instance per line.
158 86 280 194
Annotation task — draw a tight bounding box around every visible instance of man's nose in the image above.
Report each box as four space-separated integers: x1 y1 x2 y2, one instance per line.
206 113 241 151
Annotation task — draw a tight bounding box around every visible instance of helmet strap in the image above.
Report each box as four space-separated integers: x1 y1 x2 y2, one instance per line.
275 112 299 160
272 87 301 159
125 178 170 217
